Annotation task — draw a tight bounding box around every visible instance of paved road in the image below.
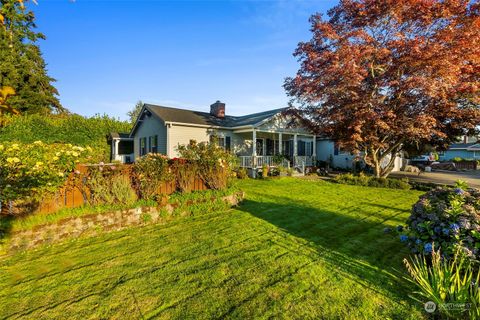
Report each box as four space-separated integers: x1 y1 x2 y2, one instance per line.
390 170 480 188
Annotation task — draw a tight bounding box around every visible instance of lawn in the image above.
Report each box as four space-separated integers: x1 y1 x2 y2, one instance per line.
0 178 425 319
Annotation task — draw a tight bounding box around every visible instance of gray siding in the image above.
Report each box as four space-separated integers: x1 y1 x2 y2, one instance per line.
168 125 211 157
133 115 167 160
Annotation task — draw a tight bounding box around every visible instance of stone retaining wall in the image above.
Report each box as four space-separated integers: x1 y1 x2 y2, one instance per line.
7 191 244 252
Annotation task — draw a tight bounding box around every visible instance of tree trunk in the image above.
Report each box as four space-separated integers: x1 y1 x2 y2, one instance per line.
369 150 399 179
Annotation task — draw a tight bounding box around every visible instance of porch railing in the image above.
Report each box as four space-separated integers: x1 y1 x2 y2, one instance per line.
113 153 134 164
294 156 315 167
239 156 300 168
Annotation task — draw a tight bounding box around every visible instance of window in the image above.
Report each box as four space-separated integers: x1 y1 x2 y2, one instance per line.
225 136 231 152
211 134 229 150
218 137 225 148
334 142 349 156
140 137 147 156
150 135 158 153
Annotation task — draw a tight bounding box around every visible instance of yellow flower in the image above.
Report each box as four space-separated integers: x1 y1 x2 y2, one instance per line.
6 157 20 163
35 161 43 166
72 151 79 157
0 145 4 151
33 140 43 145
52 156 59 161
57 172 64 177
86 146 93 152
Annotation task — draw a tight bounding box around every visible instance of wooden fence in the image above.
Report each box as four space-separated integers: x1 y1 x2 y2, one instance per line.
454 160 478 171
7 164 209 215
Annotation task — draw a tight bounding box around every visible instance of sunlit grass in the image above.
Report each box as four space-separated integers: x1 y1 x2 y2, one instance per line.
0 178 425 319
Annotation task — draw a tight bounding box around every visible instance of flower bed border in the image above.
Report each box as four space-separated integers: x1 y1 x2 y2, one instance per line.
5 191 244 253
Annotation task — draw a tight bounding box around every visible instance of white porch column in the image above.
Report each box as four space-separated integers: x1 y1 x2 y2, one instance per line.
279 132 282 155
252 129 257 167
114 139 120 160
312 135 316 160
293 134 298 156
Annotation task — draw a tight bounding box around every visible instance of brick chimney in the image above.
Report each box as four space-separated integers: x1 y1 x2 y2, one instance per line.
210 100 225 118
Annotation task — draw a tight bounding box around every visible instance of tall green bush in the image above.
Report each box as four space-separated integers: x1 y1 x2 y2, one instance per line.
0 114 131 162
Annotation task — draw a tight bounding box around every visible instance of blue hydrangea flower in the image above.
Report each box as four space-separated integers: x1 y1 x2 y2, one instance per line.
434 226 442 234
415 239 422 245
442 228 450 236
400 235 409 243
454 188 464 195
424 243 433 254
396 225 404 232
450 223 460 234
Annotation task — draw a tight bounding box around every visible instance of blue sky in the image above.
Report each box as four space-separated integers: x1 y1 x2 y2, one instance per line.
32 0 337 120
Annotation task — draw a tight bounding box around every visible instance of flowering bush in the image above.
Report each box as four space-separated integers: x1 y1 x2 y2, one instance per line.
177 140 235 190
133 153 174 200
401 182 480 260
0 141 91 208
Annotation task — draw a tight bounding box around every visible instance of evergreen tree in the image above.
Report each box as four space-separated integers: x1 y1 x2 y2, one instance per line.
127 100 143 124
0 0 64 114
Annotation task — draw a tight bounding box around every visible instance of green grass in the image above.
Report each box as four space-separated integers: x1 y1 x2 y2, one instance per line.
0 178 425 319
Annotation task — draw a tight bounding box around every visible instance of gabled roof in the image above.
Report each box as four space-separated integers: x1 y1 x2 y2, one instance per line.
108 132 132 141
143 103 288 128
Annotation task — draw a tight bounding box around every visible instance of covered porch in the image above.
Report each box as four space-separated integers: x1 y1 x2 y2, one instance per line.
235 129 316 173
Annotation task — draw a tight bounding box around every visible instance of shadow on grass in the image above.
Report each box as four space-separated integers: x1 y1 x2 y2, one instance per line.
237 195 414 302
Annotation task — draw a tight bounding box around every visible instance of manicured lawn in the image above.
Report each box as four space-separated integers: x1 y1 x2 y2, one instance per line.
0 178 425 319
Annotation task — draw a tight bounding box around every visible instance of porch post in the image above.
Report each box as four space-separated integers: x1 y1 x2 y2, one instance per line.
293 133 298 167
114 139 120 160
312 135 316 163
279 132 282 155
293 134 298 156
252 129 257 169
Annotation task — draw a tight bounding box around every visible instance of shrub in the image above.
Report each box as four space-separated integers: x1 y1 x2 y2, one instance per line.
401 182 480 260
133 154 174 200
452 157 464 163
404 248 480 319
0 114 131 162
170 158 197 193
261 164 269 178
84 164 137 205
236 167 248 179
0 141 91 208
334 173 410 190
177 140 235 190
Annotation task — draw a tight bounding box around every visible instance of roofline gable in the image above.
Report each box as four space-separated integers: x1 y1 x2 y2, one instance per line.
129 104 167 137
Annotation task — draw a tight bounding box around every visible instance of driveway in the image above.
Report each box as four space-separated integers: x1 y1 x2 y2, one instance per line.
390 170 480 188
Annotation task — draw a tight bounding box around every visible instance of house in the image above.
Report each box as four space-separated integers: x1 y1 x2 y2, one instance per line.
110 100 403 174
438 141 480 161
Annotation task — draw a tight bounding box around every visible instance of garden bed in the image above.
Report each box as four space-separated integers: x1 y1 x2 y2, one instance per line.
2 189 244 253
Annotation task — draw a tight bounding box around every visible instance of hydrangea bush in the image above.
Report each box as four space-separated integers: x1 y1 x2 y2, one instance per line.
401 182 480 260
0 141 91 209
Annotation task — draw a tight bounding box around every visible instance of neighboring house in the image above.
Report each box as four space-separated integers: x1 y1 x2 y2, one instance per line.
316 139 404 171
110 100 404 174
438 142 480 161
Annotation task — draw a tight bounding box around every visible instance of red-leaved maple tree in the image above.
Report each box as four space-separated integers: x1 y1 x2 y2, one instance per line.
285 0 480 177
